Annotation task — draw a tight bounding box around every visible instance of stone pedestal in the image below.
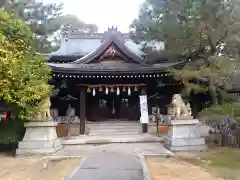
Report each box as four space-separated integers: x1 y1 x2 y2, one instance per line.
140 116 148 133
16 121 62 155
68 123 80 136
164 118 207 152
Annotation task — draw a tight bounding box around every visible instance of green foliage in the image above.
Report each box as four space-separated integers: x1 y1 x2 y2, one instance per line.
2 0 63 53
1 0 99 53
200 149 240 169
0 10 35 53
194 149 240 180
170 55 236 96
0 119 25 151
200 103 238 117
0 11 52 118
132 0 240 57
132 0 240 104
208 150 240 169
198 102 240 123
58 14 98 33
218 90 240 103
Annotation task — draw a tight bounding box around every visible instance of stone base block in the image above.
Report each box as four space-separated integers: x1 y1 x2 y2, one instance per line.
142 123 148 133
165 137 207 152
18 138 61 149
17 121 62 155
68 124 80 136
16 144 62 155
166 144 207 152
164 118 207 152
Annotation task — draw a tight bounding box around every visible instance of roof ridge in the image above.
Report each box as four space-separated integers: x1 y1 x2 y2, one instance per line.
72 35 145 64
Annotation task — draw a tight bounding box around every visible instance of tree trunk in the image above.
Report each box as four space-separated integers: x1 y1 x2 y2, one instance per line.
208 76 218 105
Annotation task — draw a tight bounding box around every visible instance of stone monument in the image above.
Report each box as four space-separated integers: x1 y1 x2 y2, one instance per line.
17 97 62 155
164 94 207 152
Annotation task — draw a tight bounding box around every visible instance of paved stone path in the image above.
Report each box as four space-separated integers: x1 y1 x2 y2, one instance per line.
54 143 171 180
71 152 143 180
54 142 171 157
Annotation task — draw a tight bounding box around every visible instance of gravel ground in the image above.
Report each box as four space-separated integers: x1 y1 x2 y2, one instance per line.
0 154 80 180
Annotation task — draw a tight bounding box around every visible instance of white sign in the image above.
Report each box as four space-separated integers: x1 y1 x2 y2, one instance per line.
139 95 149 124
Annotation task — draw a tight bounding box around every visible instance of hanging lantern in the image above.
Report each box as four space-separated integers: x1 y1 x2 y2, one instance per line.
122 87 126 92
99 86 103 92
128 87 131 96
92 88 96 96
87 87 91 93
116 87 120 95
105 87 109 95
134 86 138 92
111 87 114 92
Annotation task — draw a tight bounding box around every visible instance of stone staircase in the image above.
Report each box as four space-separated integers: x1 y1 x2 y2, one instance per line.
86 121 142 136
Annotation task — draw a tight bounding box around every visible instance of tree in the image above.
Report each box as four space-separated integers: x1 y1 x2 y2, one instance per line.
1 1 99 53
57 14 98 33
2 0 63 53
0 11 51 118
131 0 240 104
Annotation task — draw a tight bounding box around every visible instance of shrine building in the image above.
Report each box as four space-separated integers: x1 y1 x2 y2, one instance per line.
47 27 203 134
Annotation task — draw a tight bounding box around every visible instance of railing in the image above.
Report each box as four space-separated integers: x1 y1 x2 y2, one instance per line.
150 114 170 136
53 116 80 124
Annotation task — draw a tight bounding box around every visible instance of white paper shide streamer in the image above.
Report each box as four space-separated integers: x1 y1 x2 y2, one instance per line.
128 87 131 96
105 87 109 95
92 88 96 96
116 87 120 95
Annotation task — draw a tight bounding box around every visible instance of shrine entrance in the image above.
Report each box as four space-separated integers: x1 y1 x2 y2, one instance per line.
86 91 140 121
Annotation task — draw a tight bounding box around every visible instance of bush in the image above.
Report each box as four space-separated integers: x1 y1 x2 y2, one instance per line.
0 119 25 151
198 102 240 124
199 103 240 147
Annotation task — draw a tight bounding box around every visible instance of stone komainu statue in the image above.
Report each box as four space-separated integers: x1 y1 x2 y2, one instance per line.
171 94 192 117
33 97 52 121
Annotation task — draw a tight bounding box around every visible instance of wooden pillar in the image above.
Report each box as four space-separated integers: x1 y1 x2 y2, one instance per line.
79 87 86 135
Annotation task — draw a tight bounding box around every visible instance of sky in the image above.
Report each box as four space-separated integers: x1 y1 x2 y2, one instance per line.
42 0 144 32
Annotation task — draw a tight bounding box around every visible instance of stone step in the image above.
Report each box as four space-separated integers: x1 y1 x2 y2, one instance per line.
87 120 139 123
89 125 140 129
89 125 141 130
60 134 165 145
89 128 141 134
86 121 142 136
87 121 139 124
71 124 141 128
88 126 141 130
89 129 141 133
89 131 142 136
89 131 141 135
87 123 140 126
86 123 141 127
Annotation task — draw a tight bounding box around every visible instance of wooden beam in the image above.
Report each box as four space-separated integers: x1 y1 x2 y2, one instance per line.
79 87 86 134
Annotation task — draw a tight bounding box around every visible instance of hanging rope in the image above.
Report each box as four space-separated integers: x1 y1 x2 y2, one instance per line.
80 84 146 88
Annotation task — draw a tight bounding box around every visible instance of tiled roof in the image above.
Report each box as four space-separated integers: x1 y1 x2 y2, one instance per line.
48 61 186 74
48 31 164 57
48 28 174 75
